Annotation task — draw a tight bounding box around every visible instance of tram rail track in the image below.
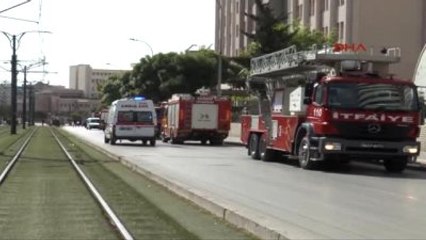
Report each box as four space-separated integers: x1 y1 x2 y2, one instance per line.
0 127 257 240
50 129 134 240
0 127 129 239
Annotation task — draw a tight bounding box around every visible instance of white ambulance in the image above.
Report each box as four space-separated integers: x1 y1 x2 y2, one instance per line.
104 97 157 146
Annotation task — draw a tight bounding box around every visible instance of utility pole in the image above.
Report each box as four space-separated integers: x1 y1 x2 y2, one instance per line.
22 66 27 129
11 35 17 134
28 83 34 126
1 30 51 134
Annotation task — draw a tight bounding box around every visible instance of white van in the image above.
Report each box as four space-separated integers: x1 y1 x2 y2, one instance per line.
104 97 157 146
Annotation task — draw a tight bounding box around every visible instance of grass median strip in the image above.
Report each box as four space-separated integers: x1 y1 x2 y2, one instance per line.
57 127 259 240
0 127 120 239
0 127 32 172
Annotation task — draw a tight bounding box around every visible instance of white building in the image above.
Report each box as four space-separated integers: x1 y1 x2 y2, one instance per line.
69 64 128 99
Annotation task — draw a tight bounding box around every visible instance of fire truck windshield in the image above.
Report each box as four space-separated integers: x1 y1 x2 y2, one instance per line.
327 83 418 111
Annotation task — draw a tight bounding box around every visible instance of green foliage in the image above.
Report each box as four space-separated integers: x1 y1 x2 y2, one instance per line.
242 0 294 55
97 0 339 104
98 49 237 103
290 21 330 50
100 75 124 105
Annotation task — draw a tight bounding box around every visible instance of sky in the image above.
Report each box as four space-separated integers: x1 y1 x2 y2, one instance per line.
0 0 216 88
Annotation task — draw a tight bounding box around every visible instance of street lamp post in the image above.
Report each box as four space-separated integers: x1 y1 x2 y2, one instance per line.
129 38 154 57
216 0 223 97
186 44 197 52
0 30 51 134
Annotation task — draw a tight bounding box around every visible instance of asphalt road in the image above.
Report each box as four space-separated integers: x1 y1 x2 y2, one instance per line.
63 126 426 239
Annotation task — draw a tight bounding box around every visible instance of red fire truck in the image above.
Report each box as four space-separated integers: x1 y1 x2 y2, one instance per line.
161 94 232 145
241 45 422 172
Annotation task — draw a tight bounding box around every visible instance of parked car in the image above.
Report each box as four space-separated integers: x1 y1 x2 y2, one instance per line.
86 117 101 129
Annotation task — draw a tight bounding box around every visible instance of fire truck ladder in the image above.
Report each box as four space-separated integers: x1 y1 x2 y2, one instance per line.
249 44 401 78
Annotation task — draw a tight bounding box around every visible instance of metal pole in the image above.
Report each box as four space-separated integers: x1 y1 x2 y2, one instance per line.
29 83 34 126
10 35 17 134
129 38 154 57
217 0 223 97
22 66 27 129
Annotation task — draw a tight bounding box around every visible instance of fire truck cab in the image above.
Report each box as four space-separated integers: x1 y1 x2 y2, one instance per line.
241 45 422 172
161 93 232 145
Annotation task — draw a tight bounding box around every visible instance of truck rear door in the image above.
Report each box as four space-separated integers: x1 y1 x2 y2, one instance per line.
116 111 155 137
191 104 218 130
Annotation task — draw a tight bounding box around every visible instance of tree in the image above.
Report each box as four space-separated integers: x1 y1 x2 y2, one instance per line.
100 75 123 106
242 0 294 56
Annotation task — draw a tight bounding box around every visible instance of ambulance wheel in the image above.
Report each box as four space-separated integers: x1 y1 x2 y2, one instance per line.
298 136 316 169
210 139 223 146
104 135 109 143
150 139 156 146
171 137 183 144
110 135 116 145
384 157 407 173
249 134 260 160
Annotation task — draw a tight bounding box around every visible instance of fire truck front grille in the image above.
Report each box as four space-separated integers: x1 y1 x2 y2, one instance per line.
333 122 411 141
346 147 398 153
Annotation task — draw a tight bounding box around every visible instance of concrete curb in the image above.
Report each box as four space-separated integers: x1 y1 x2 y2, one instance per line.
71 136 287 240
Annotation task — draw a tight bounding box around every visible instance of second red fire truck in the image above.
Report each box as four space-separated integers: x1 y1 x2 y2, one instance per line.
161 93 232 145
241 45 422 172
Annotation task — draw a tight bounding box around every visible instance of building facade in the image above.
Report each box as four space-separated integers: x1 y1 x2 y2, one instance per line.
216 0 426 79
69 64 127 99
215 0 287 57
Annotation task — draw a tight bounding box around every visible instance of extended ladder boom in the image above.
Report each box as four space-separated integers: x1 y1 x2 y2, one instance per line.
250 45 401 78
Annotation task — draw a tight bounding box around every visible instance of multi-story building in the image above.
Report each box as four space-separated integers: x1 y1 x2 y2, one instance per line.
287 0 426 79
216 0 426 79
215 0 287 57
69 64 128 99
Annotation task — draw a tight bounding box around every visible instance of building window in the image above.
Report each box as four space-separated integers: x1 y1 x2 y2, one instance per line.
236 24 239 37
325 0 329 10
339 0 345 6
299 4 303 19
236 1 239 14
339 22 344 41
310 0 315 16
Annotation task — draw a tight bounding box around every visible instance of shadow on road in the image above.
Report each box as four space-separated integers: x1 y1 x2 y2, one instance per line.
261 154 426 179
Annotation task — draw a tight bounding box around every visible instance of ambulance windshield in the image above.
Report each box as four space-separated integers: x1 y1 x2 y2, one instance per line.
327 83 418 111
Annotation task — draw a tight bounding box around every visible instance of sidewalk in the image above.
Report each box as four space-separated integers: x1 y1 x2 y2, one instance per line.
224 137 426 169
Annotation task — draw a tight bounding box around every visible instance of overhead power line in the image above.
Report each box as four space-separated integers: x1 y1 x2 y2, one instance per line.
0 0 32 14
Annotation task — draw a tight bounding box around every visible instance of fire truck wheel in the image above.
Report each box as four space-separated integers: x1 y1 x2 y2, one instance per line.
150 139 156 146
201 139 207 145
249 134 260 160
259 136 273 161
298 136 316 169
142 140 147 145
104 135 109 144
384 157 408 173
